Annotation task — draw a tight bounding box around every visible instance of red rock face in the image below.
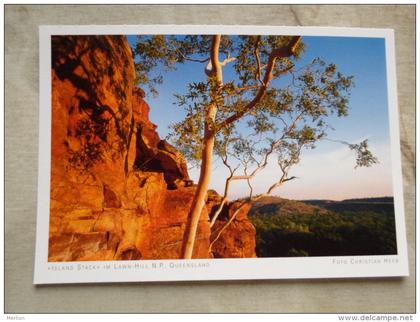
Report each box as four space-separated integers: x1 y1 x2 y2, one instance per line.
48 35 255 261
210 201 257 258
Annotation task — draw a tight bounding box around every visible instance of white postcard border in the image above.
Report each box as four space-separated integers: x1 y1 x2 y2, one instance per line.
34 25 409 284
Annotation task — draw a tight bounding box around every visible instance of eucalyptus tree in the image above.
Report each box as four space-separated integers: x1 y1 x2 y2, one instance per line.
134 34 378 259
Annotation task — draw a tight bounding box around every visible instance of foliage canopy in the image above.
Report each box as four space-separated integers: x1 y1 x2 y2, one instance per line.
134 34 380 258
134 35 377 175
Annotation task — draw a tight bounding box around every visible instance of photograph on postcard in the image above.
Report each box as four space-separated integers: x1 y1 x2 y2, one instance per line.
34 26 408 283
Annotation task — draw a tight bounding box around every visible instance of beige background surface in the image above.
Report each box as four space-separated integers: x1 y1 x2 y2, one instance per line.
5 4 415 313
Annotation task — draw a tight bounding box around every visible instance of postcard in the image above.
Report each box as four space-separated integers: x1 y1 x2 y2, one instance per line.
34 25 408 284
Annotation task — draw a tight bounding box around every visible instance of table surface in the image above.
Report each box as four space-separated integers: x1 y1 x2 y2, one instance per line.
5 4 415 313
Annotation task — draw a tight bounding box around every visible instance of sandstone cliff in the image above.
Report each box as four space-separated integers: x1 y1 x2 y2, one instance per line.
48 35 256 261
210 201 257 258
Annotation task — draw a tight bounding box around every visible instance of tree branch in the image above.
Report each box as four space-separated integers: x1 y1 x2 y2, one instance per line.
176 49 210 63
209 172 298 251
220 55 237 67
209 108 305 228
209 201 248 250
183 56 210 63
209 124 305 250
217 36 302 128
209 172 299 251
254 36 264 86
209 138 237 227
205 41 235 78
273 64 295 78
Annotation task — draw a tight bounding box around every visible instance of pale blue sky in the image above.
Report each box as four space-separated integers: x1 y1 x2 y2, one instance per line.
128 35 393 200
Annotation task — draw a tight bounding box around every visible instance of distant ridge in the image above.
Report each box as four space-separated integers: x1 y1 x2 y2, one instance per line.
248 196 395 218
249 196 328 217
301 196 394 214
302 196 394 206
340 196 394 203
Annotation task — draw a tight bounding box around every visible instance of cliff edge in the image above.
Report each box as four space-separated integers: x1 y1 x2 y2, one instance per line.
48 35 256 261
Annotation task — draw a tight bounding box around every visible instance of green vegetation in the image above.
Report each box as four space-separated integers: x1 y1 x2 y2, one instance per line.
249 196 397 257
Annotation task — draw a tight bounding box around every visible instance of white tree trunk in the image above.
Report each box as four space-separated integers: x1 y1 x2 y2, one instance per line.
181 107 217 259
181 35 222 259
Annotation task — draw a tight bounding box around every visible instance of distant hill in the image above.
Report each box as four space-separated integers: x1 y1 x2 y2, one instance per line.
341 197 394 204
303 196 393 205
249 196 328 217
301 197 394 214
249 196 395 217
